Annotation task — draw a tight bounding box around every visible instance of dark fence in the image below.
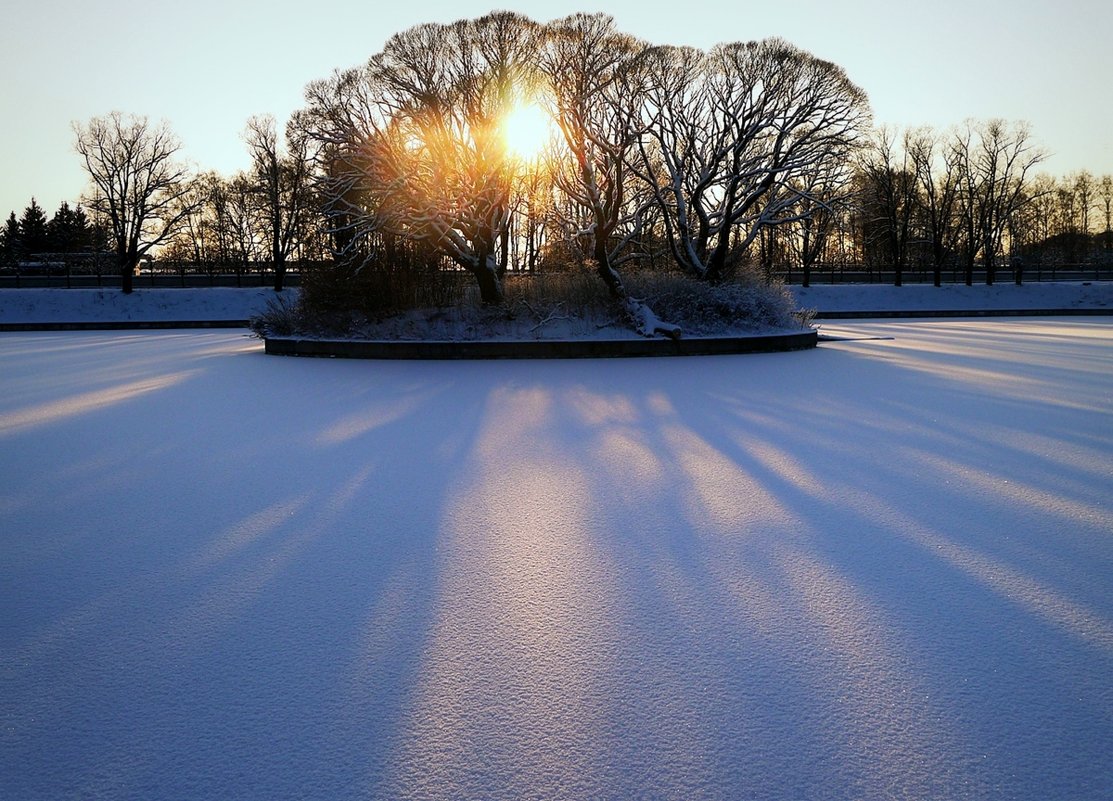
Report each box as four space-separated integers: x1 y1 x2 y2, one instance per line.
3 260 1111 289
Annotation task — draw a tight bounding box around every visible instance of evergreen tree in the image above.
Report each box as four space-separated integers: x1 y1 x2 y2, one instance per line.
19 198 50 255
1 211 21 261
72 205 93 251
48 201 92 253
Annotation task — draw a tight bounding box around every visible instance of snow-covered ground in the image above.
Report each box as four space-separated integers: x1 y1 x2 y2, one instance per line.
2 320 1111 800
0 287 285 324
0 281 1110 325
792 280 1113 314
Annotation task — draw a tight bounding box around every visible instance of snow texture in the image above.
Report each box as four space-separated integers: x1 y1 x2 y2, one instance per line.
1 318 1112 800
0 287 284 323
792 280 1113 314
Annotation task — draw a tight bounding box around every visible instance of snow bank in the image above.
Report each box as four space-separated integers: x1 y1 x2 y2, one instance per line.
0 287 288 323
792 280 1113 313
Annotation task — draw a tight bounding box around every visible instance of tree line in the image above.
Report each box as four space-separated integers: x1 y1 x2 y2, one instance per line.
1 199 109 261
2 12 1110 309
843 124 1112 287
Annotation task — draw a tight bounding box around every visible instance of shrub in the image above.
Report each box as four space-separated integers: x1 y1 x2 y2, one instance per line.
248 293 301 338
299 259 471 319
626 271 804 333
261 257 807 340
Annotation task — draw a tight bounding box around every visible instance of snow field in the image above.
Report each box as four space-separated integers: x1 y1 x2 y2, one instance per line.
1 320 1111 800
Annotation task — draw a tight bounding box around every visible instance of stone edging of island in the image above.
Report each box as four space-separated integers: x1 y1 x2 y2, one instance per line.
811 308 1111 319
263 329 818 359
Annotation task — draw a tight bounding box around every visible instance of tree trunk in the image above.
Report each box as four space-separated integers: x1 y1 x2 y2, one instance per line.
471 254 503 305
890 228 903 287
704 226 733 283
120 252 134 294
274 253 286 292
272 225 285 291
593 237 624 299
592 240 680 339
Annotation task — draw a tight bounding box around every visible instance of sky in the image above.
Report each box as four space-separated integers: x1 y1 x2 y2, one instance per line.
1 0 1110 219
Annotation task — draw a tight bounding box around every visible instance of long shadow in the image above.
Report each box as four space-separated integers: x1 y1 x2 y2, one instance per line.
0 334 488 800
6 328 1111 800
526 353 958 797
481 334 1113 799
357 353 952 797
647 343 1113 798
686 341 1113 636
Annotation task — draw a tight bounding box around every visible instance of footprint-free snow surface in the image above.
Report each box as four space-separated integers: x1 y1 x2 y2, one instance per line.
2 321 1111 800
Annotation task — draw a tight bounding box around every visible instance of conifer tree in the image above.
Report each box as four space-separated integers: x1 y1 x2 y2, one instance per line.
1 211 21 262
19 198 50 255
48 201 92 253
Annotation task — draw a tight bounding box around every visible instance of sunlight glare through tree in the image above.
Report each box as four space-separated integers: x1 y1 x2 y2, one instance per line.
501 100 554 162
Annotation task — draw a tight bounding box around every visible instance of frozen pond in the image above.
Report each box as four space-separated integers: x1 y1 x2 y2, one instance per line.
2 320 1112 800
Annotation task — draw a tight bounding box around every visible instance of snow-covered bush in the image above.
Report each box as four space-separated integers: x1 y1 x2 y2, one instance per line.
626 272 809 334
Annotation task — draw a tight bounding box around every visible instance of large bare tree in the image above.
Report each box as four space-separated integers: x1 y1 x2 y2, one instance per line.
539 13 678 337
633 39 870 283
857 127 919 286
785 162 853 287
73 112 197 293
303 12 539 304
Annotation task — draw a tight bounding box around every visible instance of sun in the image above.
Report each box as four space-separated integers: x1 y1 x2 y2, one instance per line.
501 101 554 161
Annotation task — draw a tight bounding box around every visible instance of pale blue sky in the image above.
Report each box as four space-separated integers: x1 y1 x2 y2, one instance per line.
1 0 1109 218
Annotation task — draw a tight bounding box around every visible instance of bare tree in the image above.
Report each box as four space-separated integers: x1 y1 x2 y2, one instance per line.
1100 175 1113 253
222 173 263 284
503 142 555 272
160 173 220 279
953 119 1046 284
73 112 197 293
244 114 313 291
857 127 919 286
787 165 853 287
539 13 678 337
302 12 540 305
633 38 870 283
907 127 962 286
1070 171 1096 236
1024 174 1058 245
